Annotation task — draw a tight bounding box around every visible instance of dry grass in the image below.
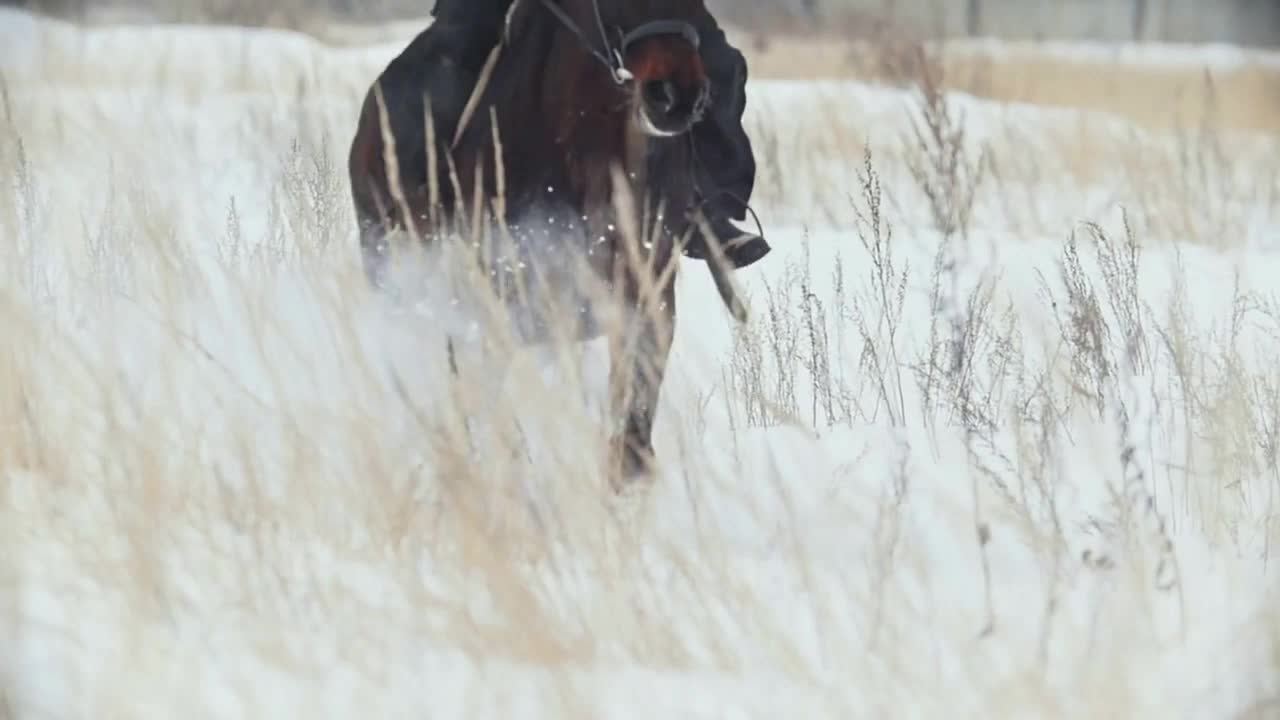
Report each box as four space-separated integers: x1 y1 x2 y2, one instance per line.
736 40 1278 253
736 31 1280 135
2 8 1280 717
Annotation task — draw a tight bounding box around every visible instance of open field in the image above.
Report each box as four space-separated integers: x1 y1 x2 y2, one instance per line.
3 7 1280 718
742 33 1280 136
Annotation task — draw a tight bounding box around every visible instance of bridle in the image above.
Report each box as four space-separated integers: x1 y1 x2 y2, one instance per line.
445 0 766 296
450 0 702 150
536 0 701 86
535 0 766 253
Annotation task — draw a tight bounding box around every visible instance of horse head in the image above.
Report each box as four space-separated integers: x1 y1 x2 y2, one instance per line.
607 0 712 137
501 0 711 142
482 0 748 323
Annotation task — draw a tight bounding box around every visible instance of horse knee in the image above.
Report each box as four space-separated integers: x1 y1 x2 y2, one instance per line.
610 433 657 488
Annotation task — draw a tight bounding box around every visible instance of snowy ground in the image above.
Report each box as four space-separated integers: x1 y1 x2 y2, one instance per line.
3 8 1280 719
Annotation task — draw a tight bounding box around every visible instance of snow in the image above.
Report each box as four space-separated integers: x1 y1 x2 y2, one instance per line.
2 8 1280 719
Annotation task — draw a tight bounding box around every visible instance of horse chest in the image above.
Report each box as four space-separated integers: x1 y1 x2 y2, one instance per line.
624 121 651 191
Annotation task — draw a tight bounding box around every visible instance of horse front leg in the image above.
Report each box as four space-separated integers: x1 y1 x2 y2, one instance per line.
607 276 677 490
359 220 392 290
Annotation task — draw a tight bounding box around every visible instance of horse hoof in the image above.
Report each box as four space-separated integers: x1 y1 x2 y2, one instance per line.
608 440 658 493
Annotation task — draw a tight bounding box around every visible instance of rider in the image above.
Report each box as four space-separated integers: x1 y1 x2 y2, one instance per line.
362 0 771 270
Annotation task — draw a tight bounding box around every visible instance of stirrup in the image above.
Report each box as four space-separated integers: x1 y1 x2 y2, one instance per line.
684 213 772 270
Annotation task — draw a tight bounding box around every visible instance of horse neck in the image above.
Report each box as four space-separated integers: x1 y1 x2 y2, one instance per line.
480 16 678 232
620 116 657 206
479 21 567 180
486 27 635 198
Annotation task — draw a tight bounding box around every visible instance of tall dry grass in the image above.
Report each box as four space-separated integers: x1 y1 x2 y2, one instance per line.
1 9 1279 717
738 31 1280 136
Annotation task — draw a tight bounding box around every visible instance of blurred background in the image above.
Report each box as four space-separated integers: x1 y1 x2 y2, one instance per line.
4 0 1279 47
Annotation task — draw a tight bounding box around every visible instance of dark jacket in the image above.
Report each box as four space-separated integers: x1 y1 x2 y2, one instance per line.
431 0 513 32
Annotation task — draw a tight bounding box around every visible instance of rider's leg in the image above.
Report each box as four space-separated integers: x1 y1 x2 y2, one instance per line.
685 16 772 270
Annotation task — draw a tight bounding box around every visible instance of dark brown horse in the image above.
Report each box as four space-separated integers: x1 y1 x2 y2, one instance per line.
349 0 743 484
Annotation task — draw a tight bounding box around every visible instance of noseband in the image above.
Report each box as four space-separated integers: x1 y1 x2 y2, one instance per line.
537 0 701 86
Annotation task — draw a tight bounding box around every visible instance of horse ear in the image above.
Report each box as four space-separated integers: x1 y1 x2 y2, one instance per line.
502 0 537 45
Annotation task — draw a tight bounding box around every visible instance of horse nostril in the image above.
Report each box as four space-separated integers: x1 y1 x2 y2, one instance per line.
643 79 678 113
662 79 677 110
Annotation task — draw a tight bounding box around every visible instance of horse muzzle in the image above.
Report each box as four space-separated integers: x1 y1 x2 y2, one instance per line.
637 75 709 138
